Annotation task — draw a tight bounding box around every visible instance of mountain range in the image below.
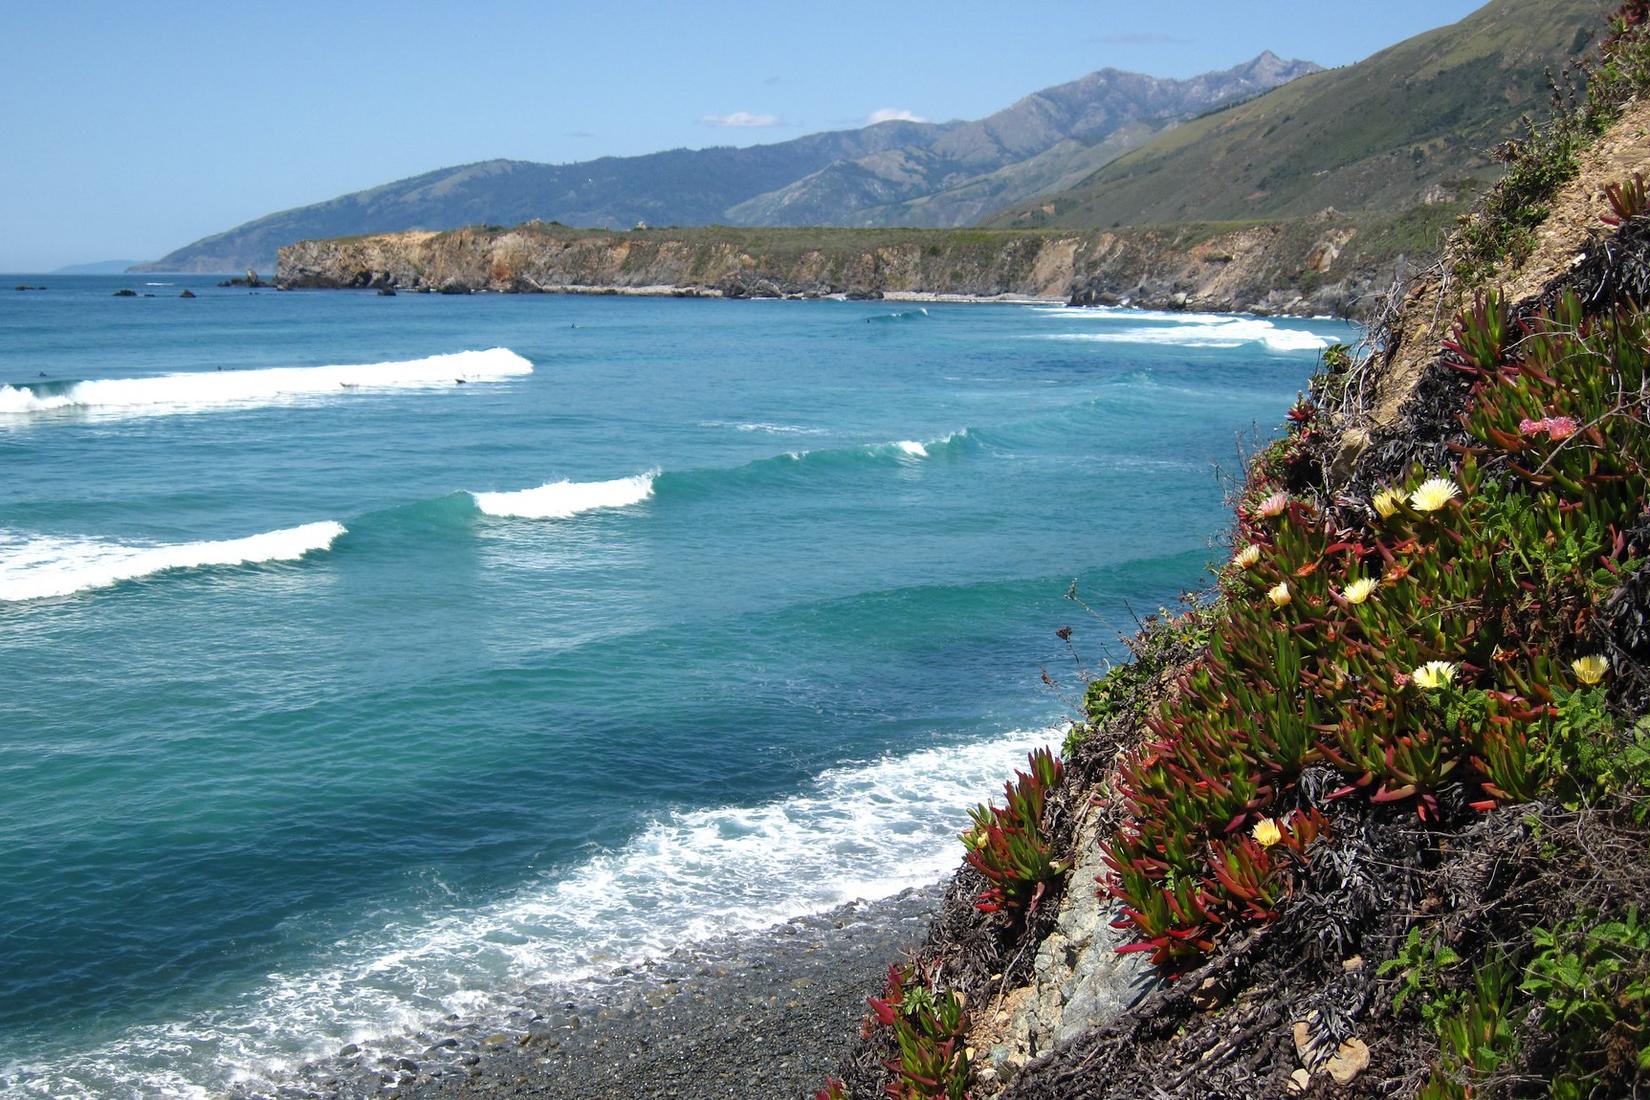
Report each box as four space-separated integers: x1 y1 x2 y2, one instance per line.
134 53 1318 272
989 0 1601 230
139 0 1605 282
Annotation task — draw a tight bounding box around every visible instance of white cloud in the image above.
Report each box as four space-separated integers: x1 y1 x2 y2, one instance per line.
866 107 927 124
700 111 783 128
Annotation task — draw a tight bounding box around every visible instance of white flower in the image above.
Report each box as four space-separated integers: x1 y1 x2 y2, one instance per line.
1412 660 1459 690
1571 655 1608 685
1268 582 1292 608
1408 477 1461 513
1233 544 1263 569
1342 577 1378 605
1373 489 1403 518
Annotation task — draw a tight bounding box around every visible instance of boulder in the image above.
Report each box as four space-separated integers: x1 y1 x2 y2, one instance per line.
112 288 137 297
437 278 472 295
179 289 196 298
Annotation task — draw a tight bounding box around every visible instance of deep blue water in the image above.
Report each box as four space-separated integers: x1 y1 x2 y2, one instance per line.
0 275 1351 1096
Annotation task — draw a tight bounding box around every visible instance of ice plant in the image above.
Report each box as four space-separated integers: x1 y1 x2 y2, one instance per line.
1342 577 1378 605
1373 488 1403 518
1412 661 1459 691
965 747 1068 915
1409 477 1461 512
1268 581 1292 608
1233 544 1262 569
1571 654 1608 685
1250 818 1283 847
862 962 970 1100
1256 491 1288 518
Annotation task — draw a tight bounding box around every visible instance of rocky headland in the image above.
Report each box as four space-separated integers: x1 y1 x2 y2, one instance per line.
275 218 1390 318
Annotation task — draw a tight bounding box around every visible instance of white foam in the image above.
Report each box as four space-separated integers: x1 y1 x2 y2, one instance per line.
1039 317 1331 352
1 727 1056 1097
696 420 828 436
893 440 928 457
471 472 656 519
0 523 346 602
0 348 532 420
1028 305 1230 325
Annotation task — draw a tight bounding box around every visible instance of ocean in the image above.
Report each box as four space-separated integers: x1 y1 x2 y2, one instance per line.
0 275 1352 1096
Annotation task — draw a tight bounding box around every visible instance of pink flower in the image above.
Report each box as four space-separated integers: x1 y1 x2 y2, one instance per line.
1519 415 1580 442
1546 416 1578 441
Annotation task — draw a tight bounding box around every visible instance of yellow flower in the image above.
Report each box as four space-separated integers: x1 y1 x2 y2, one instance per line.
1408 477 1461 513
1233 544 1262 569
1571 654 1608 685
1411 660 1458 690
1268 582 1291 608
1342 577 1378 605
1251 818 1283 847
1256 491 1289 519
1373 489 1403 518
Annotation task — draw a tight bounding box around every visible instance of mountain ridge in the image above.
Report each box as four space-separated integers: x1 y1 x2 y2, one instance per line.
132 53 1317 273
989 0 1603 230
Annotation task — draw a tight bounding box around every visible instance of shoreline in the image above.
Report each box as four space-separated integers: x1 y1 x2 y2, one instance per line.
231 884 943 1100
274 282 1071 307
270 281 1346 318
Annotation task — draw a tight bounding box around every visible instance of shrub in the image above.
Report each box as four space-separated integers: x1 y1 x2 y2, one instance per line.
1099 190 1650 973
861 961 970 1100
963 747 1068 915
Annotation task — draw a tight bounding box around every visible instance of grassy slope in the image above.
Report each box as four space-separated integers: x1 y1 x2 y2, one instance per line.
986 0 1601 230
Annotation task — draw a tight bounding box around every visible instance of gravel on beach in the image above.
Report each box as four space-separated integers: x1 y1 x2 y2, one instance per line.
237 884 943 1100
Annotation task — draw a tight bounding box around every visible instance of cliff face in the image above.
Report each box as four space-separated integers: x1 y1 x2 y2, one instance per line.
277 218 1389 317
868 48 1650 1100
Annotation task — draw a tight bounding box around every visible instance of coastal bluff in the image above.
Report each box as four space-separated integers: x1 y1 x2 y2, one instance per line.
276 219 1390 318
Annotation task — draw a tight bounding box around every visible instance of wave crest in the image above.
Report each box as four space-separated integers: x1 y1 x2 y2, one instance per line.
471 472 657 519
0 522 346 602
0 348 532 419
1038 317 1332 352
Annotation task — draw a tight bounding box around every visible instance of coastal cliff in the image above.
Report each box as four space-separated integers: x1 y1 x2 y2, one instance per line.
823 15 1650 1099
275 218 1397 318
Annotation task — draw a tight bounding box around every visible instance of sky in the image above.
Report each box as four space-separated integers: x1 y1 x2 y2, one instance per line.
0 1 1493 272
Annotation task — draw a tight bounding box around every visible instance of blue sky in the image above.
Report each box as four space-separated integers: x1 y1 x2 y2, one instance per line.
0 1 1491 271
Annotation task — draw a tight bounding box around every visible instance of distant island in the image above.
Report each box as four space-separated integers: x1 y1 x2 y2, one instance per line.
53 259 143 275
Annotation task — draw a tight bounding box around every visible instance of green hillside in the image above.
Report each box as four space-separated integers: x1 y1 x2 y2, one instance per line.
988 0 1603 229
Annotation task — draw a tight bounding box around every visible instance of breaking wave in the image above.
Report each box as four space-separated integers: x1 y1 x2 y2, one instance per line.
1025 305 1339 352
0 727 1054 1097
471 473 658 520
0 523 347 602
0 348 532 419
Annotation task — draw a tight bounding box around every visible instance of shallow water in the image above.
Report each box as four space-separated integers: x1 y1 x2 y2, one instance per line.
0 276 1352 1096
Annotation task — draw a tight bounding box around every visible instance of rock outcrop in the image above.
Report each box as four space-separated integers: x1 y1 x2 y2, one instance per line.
277 218 1395 318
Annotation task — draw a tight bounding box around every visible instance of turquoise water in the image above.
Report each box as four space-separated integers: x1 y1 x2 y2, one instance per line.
0 276 1351 1096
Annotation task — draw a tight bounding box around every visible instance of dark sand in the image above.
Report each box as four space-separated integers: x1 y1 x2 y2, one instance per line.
236 885 941 1100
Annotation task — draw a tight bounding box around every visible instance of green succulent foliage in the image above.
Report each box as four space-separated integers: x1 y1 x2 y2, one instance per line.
1417 957 1523 1100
